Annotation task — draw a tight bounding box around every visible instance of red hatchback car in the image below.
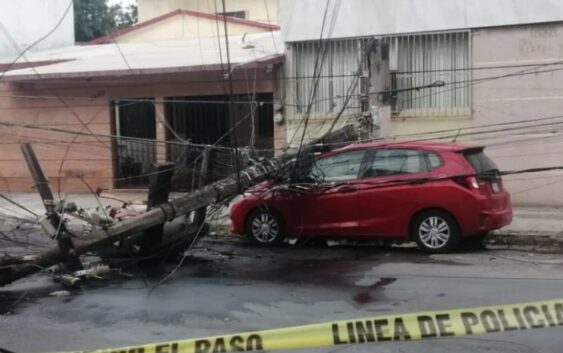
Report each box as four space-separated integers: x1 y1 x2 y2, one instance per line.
230 141 512 253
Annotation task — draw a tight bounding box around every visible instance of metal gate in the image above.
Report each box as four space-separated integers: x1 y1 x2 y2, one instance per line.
114 99 156 188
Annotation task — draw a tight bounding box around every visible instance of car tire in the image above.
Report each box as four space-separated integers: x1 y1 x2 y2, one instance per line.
411 210 461 253
246 208 286 245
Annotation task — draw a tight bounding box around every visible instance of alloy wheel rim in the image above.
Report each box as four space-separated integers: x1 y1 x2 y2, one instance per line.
419 216 450 249
251 213 279 243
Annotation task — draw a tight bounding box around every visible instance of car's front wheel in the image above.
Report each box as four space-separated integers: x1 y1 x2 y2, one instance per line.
246 209 285 245
412 210 460 253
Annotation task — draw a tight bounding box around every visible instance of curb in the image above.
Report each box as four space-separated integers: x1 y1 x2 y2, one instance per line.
211 222 563 251
487 231 563 249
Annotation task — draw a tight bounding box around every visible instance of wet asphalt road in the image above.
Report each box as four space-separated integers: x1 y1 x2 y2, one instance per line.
1 239 563 353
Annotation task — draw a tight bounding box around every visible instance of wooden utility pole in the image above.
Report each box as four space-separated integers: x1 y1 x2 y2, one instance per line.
0 126 358 286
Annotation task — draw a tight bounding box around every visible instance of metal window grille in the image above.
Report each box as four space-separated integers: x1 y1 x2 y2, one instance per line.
216 11 247 19
385 31 471 117
291 39 367 114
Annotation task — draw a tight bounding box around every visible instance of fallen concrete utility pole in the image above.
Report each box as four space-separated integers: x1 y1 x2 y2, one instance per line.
0 125 357 286
20 143 83 272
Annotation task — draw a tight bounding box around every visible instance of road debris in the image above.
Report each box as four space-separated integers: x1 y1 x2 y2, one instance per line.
73 264 111 279
49 290 71 297
0 126 358 287
55 274 80 287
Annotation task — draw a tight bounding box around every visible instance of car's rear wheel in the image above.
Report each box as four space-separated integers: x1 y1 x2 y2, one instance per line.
246 209 285 245
412 210 460 253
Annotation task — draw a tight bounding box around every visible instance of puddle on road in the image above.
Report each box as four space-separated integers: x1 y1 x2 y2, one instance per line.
0 242 469 315
0 291 48 315
166 252 402 305
0 284 77 315
352 277 397 304
0 292 19 314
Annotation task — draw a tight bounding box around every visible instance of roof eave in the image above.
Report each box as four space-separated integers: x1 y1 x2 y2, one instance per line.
1 55 284 82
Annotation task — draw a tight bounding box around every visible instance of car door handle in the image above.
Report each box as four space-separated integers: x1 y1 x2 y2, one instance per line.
336 185 358 193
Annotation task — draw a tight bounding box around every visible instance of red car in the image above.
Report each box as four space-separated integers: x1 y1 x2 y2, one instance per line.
230 141 512 253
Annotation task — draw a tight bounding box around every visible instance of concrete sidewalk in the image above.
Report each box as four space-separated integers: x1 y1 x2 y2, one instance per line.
490 207 563 248
497 207 563 237
1 192 562 246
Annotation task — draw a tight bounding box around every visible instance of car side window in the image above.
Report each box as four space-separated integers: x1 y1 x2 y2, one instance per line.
309 150 366 182
424 151 443 170
362 149 426 178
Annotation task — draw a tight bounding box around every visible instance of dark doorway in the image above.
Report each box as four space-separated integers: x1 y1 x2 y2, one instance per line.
166 94 275 190
114 99 156 188
166 94 274 148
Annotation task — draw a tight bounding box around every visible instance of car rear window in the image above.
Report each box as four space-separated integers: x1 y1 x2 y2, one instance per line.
464 150 498 173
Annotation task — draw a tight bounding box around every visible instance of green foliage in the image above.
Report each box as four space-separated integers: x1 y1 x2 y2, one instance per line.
112 3 138 30
74 0 138 42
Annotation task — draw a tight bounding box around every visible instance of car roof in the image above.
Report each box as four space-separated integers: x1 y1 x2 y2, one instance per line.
330 140 483 153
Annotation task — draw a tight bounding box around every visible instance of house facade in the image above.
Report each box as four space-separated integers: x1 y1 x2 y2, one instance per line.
280 0 563 206
89 8 279 44
0 1 283 192
3 0 563 206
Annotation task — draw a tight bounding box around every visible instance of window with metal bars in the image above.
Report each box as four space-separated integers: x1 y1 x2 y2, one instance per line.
291 39 366 114
386 31 471 117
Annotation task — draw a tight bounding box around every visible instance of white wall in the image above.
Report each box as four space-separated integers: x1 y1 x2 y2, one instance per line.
113 14 268 42
281 0 563 42
0 0 75 58
138 0 278 23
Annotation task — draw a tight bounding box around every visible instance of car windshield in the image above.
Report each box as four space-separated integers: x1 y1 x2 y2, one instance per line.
308 150 366 182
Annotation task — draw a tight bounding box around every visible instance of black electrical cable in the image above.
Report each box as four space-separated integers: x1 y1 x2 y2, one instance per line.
0 0 73 81
220 0 242 193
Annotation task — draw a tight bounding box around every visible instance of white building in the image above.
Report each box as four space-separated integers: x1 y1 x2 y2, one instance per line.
0 0 75 57
280 0 563 206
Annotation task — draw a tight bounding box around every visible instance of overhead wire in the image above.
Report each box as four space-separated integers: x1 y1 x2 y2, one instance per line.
76 17 187 144
220 0 242 192
1 61 562 109
0 194 39 218
91 0 288 276
3 4 563 200
392 61 563 109
3 110 563 155
0 0 73 81
262 0 279 54
291 0 337 159
0 17 111 150
326 38 377 133
3 61 563 91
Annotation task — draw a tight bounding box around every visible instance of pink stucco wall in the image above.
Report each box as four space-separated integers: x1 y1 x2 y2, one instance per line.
472 22 563 206
0 69 278 192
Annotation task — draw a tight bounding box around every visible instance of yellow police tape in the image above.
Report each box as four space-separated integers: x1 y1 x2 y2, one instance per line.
72 299 563 353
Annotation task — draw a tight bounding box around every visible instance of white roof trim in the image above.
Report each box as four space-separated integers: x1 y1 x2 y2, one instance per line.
281 0 563 42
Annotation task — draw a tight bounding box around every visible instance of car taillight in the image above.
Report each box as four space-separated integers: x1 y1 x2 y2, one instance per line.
454 175 480 190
